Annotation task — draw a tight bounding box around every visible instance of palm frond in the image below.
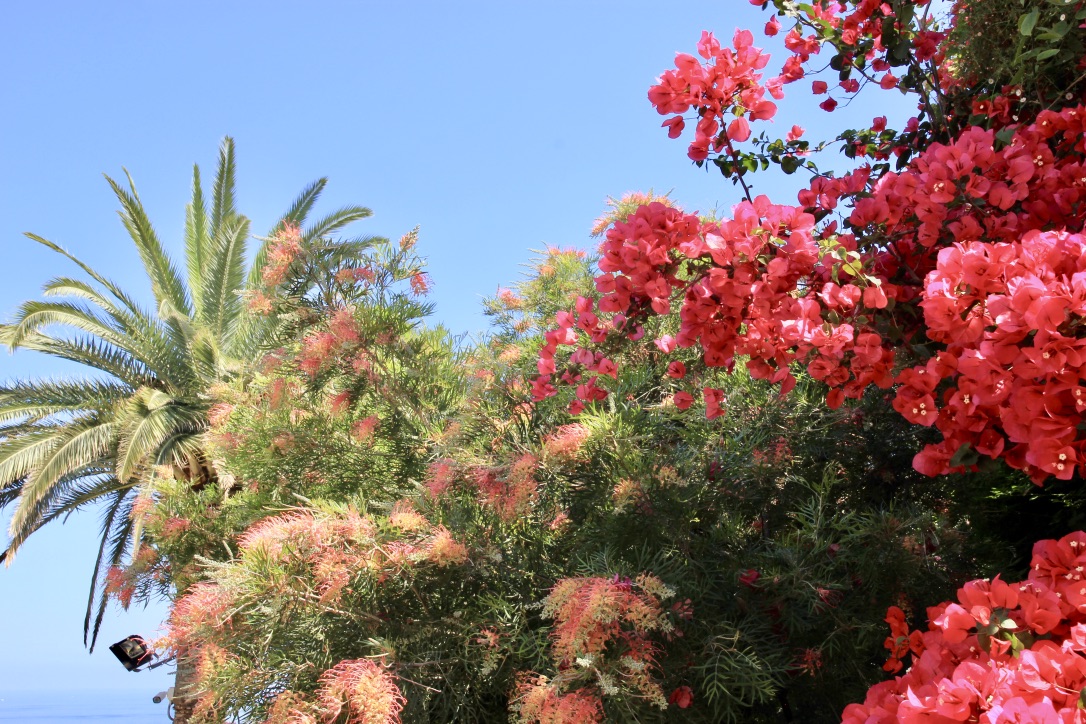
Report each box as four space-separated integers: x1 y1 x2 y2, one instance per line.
0 379 130 425
185 164 210 318
115 391 203 484
6 300 124 350
104 172 191 316
37 278 188 387
31 470 122 528
210 137 237 240
3 304 192 392
5 329 159 389
85 488 135 650
5 421 116 553
200 215 249 347
301 206 373 244
23 234 146 317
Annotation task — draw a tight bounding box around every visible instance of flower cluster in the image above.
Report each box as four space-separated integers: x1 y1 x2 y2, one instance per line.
524 573 678 710
314 659 406 724
262 224 304 287
469 453 540 520
512 675 604 724
298 306 367 378
649 28 780 160
844 531 1086 722
264 659 406 724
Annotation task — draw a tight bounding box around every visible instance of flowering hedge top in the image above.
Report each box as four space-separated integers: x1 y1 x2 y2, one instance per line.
531 0 1086 486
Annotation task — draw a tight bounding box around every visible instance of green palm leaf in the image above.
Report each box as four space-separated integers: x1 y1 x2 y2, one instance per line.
1 137 373 651
210 137 237 240
84 489 134 650
185 165 210 319
104 172 191 316
199 215 249 346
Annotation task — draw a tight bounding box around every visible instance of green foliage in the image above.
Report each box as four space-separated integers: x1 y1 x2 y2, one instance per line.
946 0 1086 102
149 243 1023 723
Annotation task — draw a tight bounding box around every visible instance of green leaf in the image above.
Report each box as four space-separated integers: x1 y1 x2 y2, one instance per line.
1037 47 1061 60
949 442 979 468
1019 8 1040 35
898 2 915 26
780 155 800 174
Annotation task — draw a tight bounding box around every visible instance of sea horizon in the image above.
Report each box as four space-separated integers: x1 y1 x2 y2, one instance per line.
0 689 173 722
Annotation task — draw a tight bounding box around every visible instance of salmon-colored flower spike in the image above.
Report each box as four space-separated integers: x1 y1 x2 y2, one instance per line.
315 659 406 724
237 511 328 560
388 499 430 533
423 526 470 567
470 454 540 519
207 402 235 428
409 271 430 296
104 566 135 608
263 223 304 287
329 306 360 345
263 691 318 724
542 574 674 665
512 674 604 724
424 458 457 499
167 582 233 649
543 423 591 461
351 415 380 443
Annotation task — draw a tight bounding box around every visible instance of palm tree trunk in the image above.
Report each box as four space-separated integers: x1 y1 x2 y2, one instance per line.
170 651 198 724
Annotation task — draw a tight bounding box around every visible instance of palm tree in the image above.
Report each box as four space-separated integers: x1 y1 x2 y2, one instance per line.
0 137 371 647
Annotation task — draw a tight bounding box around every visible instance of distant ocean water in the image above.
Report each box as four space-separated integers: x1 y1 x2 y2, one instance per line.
0 691 172 722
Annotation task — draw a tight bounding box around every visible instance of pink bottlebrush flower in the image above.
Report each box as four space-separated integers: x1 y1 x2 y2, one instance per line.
247 290 274 315
409 272 430 296
167 583 232 649
316 659 406 724
388 500 430 532
104 566 134 608
424 459 457 499
329 307 360 345
351 416 379 443
424 526 469 567
207 403 235 428
543 423 591 461
329 391 352 417
513 675 604 723
238 512 327 559
129 494 155 522
161 517 191 539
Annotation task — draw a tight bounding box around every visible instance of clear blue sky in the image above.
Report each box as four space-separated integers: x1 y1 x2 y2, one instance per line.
0 0 915 707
